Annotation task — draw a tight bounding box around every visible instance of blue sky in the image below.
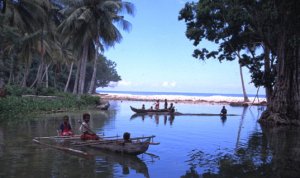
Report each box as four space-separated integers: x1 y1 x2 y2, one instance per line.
102 0 264 95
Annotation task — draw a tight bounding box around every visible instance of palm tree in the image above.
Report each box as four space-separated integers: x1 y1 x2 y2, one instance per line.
58 0 134 94
2 0 50 87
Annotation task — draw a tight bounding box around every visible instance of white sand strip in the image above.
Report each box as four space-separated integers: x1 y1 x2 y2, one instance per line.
96 93 266 105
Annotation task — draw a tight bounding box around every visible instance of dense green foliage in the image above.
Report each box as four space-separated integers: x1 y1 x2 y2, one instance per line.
179 0 300 124
0 90 100 121
0 0 132 94
178 0 281 100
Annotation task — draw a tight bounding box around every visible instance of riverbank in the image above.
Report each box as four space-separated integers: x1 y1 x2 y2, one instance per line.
96 93 267 106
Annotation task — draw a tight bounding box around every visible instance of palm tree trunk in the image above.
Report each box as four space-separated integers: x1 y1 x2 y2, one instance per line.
73 60 81 94
44 64 50 88
88 51 98 94
64 62 74 92
21 63 30 88
30 62 44 88
8 56 14 85
263 45 273 102
78 45 88 94
239 63 250 102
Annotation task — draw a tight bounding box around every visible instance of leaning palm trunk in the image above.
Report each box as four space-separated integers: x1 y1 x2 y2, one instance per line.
44 64 49 88
30 61 44 88
263 45 273 102
239 63 250 102
88 50 98 94
78 45 88 94
8 56 14 85
73 60 81 94
21 63 30 88
64 62 74 92
259 33 300 126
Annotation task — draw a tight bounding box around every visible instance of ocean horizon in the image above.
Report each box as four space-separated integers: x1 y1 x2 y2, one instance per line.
96 90 266 98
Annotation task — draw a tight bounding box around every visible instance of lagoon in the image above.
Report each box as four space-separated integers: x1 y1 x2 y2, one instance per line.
0 100 299 178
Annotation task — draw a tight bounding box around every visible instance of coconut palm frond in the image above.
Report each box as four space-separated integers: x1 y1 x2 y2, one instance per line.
121 1 135 16
102 1 121 10
78 8 93 23
114 17 132 32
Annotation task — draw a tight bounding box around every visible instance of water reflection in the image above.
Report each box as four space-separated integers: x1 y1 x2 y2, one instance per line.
130 114 176 126
220 115 227 125
0 111 151 178
183 126 300 178
91 151 150 178
1 102 300 178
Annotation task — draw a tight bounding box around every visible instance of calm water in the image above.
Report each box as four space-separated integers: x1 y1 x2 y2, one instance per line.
0 101 299 178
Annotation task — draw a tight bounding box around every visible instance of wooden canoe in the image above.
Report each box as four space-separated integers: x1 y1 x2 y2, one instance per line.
130 106 173 114
88 138 151 155
72 135 157 156
34 134 158 156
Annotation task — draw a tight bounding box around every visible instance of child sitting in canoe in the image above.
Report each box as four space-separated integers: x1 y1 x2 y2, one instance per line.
58 115 73 136
79 113 99 140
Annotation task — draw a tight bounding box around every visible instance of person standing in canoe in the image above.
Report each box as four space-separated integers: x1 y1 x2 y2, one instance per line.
59 115 73 136
164 99 168 109
154 100 160 110
79 113 99 140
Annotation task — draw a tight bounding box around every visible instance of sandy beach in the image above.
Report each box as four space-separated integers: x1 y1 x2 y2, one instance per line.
96 93 267 106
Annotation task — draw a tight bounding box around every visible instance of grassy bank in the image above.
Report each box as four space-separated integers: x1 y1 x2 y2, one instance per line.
0 86 101 121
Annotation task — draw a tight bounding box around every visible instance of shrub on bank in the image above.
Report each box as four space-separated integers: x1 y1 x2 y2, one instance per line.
0 93 101 121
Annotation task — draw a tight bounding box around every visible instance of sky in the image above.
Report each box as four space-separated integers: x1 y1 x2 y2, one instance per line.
101 0 265 95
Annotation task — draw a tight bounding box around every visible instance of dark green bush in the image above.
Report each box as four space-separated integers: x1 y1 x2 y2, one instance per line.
36 86 58 96
80 94 100 105
5 85 24 96
0 93 101 122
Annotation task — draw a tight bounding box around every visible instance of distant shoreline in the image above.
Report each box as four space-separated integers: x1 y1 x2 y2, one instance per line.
96 93 267 106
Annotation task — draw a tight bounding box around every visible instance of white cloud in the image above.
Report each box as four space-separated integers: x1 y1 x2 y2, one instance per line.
118 80 132 86
161 81 177 88
108 80 132 88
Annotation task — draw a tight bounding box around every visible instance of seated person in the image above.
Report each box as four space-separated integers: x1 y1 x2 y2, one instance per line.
79 113 99 140
168 103 175 113
59 115 73 136
123 132 132 143
220 106 227 115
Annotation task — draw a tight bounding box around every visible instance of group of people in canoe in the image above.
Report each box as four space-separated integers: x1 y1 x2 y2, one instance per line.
141 99 175 112
58 113 99 140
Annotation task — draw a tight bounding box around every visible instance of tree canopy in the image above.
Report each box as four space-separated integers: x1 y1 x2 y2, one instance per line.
179 0 300 125
0 0 132 95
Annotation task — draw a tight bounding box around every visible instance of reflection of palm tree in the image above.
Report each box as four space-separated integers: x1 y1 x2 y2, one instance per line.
235 106 248 150
182 131 274 178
